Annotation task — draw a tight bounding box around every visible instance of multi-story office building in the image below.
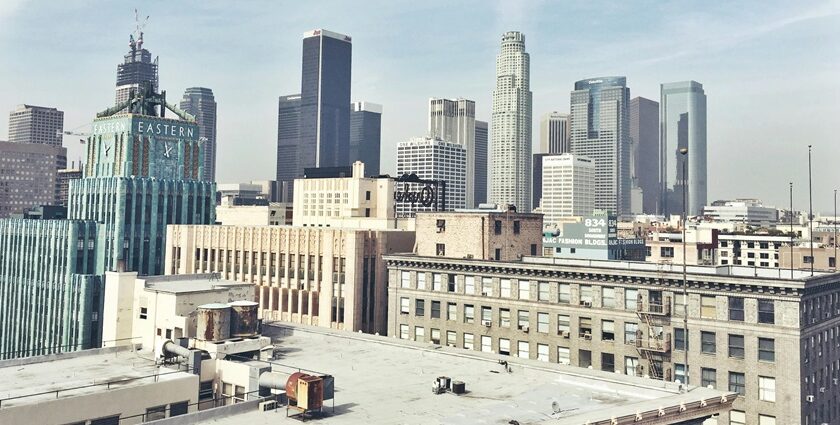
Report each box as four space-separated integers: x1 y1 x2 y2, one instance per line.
179 87 217 182
429 98 476 207
629 97 659 214
540 153 595 227
490 31 532 211
645 229 718 266
115 33 158 107
385 212 840 424
660 81 707 216
704 199 779 227
717 234 789 268
531 153 547 211
8 104 64 147
56 164 83 207
570 77 631 217
474 120 488 205
349 101 382 176
275 94 302 201
0 140 66 217
539 111 570 154
396 137 466 214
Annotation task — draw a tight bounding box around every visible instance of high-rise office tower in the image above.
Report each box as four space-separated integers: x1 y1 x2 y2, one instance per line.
629 97 660 214
276 29 352 199
115 32 158 107
179 87 217 182
350 101 382 176
0 141 66 217
541 153 595 228
56 165 83 207
539 112 570 154
429 98 476 207
660 81 707 216
532 153 548 211
490 31 532 211
8 105 64 147
570 76 630 216
396 137 466 215
474 120 488 205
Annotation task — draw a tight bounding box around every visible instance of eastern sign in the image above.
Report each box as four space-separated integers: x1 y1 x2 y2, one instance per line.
91 116 197 139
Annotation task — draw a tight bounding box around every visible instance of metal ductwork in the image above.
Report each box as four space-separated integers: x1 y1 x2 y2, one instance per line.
161 340 202 376
258 371 287 390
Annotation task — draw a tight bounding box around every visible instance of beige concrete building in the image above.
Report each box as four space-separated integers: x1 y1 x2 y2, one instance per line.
385 217 840 424
780 246 837 272
645 230 717 266
717 234 789 268
165 225 415 334
215 203 293 226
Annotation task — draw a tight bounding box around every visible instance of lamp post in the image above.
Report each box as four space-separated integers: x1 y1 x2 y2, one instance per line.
790 182 794 279
808 145 814 276
679 147 688 378
835 189 837 271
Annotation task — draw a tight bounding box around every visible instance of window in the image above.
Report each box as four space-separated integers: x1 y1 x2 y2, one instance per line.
432 274 442 291
417 273 426 290
700 295 716 319
602 353 615 372
759 376 775 402
557 314 570 335
513 220 521 234
415 299 425 317
538 281 549 301
517 310 530 330
758 415 776 425
146 405 166 421
580 285 593 305
579 349 592 368
674 328 688 350
494 248 501 260
399 324 409 339
139 307 148 320
365 208 371 217
579 317 592 338
518 341 529 359
464 276 475 294
675 364 688 385
500 279 511 297
758 299 775 324
625 356 639 376
558 283 570 303
728 334 745 358
90 416 121 425
499 308 511 327
464 305 474 324
430 328 441 344
481 335 492 352
530 244 537 256
519 281 530 300
431 301 441 319
602 287 615 308
728 297 744 321
464 333 474 350
400 271 410 288
758 338 775 362
557 347 570 365
365 190 371 201
170 401 188 417
537 343 549 362
481 277 493 296
624 322 638 344
730 411 746 425
446 331 456 347
661 247 674 258
447 275 455 292
625 288 638 310
435 219 445 231
414 326 425 341
701 368 717 388
481 306 492 323
674 293 686 316
804 255 814 264
701 331 716 354
602 320 615 341
400 297 409 314
537 312 549 333
494 220 502 234
729 372 745 395
447 303 457 321
498 338 510 355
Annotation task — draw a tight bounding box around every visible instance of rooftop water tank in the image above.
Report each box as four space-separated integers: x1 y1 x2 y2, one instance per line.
229 300 259 337
196 303 231 342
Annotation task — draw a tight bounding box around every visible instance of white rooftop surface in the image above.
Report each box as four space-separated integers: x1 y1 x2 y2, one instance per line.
0 347 189 408
202 324 730 425
143 276 252 294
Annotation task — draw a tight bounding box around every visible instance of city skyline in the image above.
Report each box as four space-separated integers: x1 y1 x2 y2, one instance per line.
1 1 839 211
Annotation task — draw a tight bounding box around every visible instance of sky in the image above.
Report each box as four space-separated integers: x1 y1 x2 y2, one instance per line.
1 0 839 212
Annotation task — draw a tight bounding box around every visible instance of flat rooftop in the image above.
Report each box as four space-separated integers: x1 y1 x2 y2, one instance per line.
142 274 253 294
202 324 733 425
0 346 190 408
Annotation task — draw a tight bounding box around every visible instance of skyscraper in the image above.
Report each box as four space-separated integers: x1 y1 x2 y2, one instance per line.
396 137 466 215
276 29 352 199
490 31 532 211
115 32 158 107
429 98 476 207
350 101 382 175
660 81 707 216
0 140 66 217
180 87 217 182
8 104 64 147
541 154 595 228
629 97 660 214
569 77 630 216
474 120 488 205
539 112 570 154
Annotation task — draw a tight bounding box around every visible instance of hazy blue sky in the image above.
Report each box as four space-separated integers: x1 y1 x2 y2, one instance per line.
1 0 839 211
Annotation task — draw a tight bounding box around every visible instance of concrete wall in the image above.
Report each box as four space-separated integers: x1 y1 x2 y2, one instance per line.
415 210 543 260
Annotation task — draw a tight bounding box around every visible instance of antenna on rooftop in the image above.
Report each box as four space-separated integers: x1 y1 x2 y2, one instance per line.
133 9 150 49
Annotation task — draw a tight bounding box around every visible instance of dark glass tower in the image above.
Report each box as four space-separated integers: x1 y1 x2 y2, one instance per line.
349 102 382 175
180 87 217 182
629 97 660 214
276 94 302 201
115 33 159 108
474 120 488 205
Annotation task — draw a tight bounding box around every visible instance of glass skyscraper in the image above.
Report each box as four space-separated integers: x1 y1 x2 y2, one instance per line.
660 81 707 216
474 120 488 205
180 87 218 182
570 76 630 216
629 97 660 214
350 101 382 176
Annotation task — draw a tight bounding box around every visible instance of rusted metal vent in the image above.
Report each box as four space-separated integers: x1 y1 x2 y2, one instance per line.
229 300 259 337
196 303 231 342
286 372 324 411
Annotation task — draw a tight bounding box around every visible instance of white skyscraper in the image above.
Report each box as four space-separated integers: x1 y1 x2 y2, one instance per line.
396 137 466 215
490 31 532 211
539 112 570 154
428 98 476 207
541 154 595 228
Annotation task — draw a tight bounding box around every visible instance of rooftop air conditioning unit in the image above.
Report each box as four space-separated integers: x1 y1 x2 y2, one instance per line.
583 333 592 340
806 395 815 402
259 400 277 411
521 325 529 333
561 331 570 338
482 320 492 327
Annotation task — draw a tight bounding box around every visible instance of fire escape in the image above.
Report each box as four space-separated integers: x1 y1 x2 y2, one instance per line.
635 291 672 380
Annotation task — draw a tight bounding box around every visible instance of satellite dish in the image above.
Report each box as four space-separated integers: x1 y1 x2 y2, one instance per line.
552 400 561 414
